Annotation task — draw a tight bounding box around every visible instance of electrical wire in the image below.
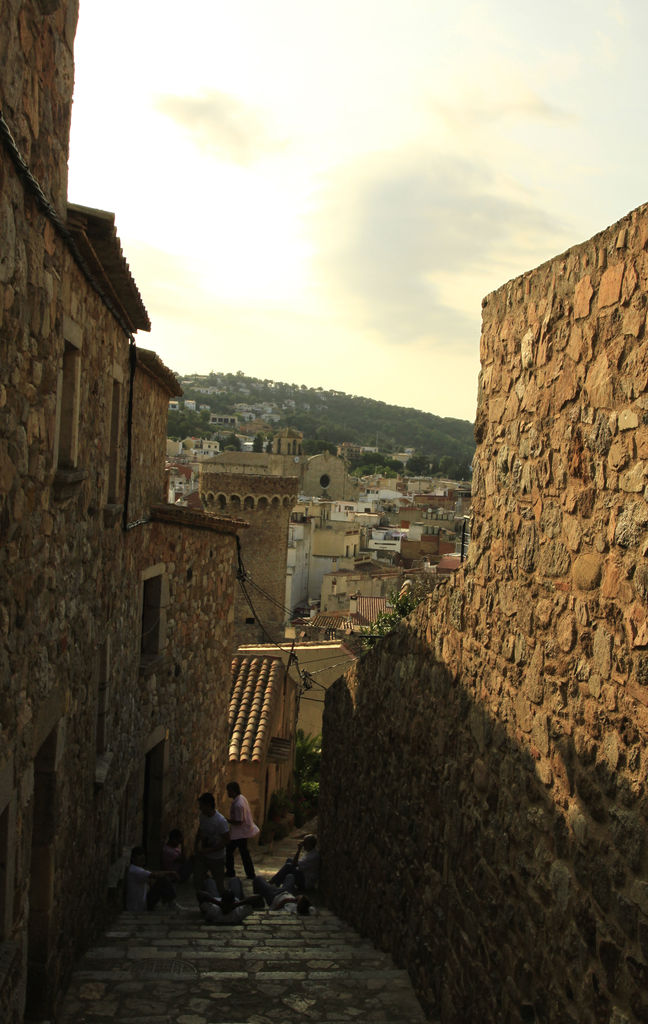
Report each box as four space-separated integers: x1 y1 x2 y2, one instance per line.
234 540 358 697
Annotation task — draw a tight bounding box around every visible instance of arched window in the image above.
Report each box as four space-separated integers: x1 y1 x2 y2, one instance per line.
230 495 241 511
217 494 227 509
258 497 268 510
271 496 280 508
244 495 255 510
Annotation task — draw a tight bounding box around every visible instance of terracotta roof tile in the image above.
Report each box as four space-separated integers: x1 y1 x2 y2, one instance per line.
228 655 285 763
307 612 365 632
355 597 389 624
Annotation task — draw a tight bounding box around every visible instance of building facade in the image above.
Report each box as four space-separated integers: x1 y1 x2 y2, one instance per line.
1 5 243 1018
200 470 298 646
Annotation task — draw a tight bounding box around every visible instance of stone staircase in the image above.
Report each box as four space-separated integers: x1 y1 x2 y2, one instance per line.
57 830 429 1023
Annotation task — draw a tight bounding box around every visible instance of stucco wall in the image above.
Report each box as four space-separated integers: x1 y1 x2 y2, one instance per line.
321 202 648 1024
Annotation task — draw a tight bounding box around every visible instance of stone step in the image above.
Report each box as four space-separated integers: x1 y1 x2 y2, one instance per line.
58 900 429 1023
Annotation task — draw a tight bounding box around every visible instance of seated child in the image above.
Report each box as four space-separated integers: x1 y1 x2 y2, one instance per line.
125 846 177 912
161 828 193 882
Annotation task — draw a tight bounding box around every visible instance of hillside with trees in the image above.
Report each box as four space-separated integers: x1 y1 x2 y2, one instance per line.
168 371 475 478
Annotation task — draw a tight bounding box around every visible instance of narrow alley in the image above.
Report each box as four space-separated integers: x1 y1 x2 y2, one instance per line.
56 827 430 1024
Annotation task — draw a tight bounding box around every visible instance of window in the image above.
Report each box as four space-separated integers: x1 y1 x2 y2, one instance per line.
54 323 82 470
107 376 122 504
140 565 168 663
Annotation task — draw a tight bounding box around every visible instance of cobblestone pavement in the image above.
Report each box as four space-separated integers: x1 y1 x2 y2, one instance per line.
57 827 429 1023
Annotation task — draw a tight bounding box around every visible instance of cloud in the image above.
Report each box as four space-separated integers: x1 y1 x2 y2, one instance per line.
430 92 570 130
155 90 281 164
316 152 570 350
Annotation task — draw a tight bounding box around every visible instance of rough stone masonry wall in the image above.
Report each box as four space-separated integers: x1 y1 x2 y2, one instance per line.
321 202 648 1024
1 5 240 1016
1 0 78 214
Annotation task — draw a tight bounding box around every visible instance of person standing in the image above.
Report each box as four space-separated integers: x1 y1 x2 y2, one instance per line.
225 781 259 879
193 792 230 896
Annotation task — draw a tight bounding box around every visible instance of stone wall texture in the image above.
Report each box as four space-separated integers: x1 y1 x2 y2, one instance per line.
1 4 242 1019
321 203 648 1024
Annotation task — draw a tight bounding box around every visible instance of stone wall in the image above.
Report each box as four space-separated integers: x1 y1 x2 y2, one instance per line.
0 5 243 1018
321 203 648 1024
0 0 77 214
201 471 298 647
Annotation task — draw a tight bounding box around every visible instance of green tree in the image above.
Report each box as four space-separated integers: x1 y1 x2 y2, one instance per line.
223 433 241 451
293 729 321 826
406 454 431 475
253 433 264 452
361 578 434 650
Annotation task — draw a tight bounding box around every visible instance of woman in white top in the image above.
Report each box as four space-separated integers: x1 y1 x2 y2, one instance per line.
225 781 259 879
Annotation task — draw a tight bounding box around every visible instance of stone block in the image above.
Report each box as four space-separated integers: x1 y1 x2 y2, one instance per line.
598 263 625 308
572 554 602 590
574 276 594 319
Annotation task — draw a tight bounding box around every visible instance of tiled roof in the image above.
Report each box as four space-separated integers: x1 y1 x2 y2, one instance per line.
150 503 246 535
67 203 151 332
437 555 462 572
355 597 388 624
229 655 285 762
307 612 364 632
167 463 193 480
137 348 182 397
183 490 204 510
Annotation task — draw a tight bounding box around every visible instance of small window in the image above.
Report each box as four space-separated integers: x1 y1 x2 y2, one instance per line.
55 340 81 469
319 474 330 488
140 566 168 663
107 379 121 503
141 575 162 657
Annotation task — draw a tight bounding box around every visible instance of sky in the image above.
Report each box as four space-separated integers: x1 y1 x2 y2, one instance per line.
67 0 648 423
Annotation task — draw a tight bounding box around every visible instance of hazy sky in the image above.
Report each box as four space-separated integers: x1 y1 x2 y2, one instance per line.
68 1 648 422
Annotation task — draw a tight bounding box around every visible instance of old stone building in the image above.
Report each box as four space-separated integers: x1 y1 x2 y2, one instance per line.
1 4 244 1019
204 428 359 501
322 204 648 1022
200 471 298 646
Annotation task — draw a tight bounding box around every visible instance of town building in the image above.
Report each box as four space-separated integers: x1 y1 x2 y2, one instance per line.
0 5 244 1018
200 471 298 646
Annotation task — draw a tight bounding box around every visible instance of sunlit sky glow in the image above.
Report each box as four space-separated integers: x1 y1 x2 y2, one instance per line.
68 0 648 422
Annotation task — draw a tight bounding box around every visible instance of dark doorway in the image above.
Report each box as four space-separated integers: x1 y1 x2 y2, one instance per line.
26 726 59 1019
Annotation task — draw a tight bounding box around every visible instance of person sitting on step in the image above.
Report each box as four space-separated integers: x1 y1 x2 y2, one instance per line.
125 846 178 912
253 875 315 915
267 833 319 892
161 828 193 882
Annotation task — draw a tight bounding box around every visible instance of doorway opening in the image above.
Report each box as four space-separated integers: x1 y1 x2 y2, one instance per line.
26 725 59 1019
